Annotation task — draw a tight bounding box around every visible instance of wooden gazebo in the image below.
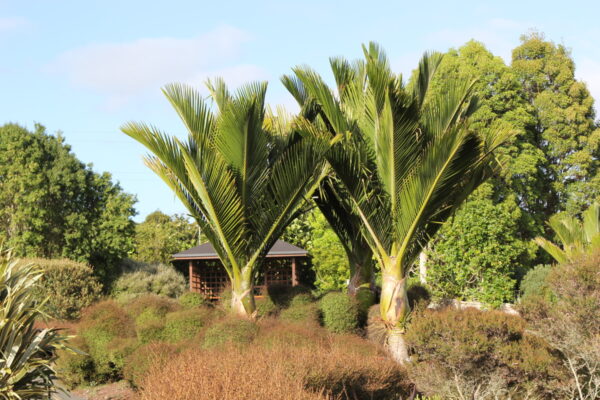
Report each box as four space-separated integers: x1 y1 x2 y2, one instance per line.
172 240 311 299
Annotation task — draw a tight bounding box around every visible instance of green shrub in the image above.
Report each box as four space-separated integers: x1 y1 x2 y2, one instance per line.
203 317 259 348
54 336 96 389
106 337 139 372
279 302 320 325
520 264 553 301
178 291 209 308
26 258 103 320
78 300 136 379
256 295 279 318
218 285 232 310
320 291 359 333
136 319 165 344
111 260 187 301
163 308 213 343
267 284 312 308
123 342 182 388
406 307 568 398
289 292 314 307
125 293 181 318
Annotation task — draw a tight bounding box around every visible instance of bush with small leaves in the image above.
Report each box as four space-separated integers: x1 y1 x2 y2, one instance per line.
256 295 279 318
123 341 182 388
203 317 259 348
279 302 320 325
520 264 553 301
178 291 209 308
112 260 187 301
406 307 568 399
163 308 214 342
267 284 312 308
126 293 181 319
320 291 359 333
54 336 96 389
136 319 165 344
26 258 103 320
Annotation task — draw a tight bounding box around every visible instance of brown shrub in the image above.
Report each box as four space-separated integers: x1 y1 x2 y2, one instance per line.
123 341 183 388
124 293 181 318
406 307 568 399
520 251 600 399
138 321 411 400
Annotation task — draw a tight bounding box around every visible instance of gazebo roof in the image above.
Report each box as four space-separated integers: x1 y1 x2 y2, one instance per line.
172 239 308 260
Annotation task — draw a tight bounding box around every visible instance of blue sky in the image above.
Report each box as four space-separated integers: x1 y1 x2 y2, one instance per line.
2 0 599 221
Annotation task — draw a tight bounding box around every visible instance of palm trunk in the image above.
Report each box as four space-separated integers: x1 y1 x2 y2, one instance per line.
347 260 373 296
379 257 411 364
231 266 256 319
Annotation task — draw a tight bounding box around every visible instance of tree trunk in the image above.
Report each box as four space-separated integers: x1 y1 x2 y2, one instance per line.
347 260 373 296
231 267 256 319
419 249 428 284
379 258 411 364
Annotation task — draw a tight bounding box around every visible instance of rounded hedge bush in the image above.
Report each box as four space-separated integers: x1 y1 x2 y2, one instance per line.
256 295 279 318
125 294 181 319
279 302 320 325
203 318 259 348
135 319 165 344
267 284 312 308
178 291 209 308
163 308 213 343
112 260 187 301
26 258 103 320
319 291 359 333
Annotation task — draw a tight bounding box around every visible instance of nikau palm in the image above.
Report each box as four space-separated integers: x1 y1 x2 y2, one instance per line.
535 203 600 264
123 81 334 318
286 44 510 362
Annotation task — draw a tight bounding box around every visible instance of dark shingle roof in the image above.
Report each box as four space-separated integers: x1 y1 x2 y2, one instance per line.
172 239 308 260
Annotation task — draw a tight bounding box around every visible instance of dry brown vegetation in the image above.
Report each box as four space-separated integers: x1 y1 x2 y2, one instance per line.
137 320 412 400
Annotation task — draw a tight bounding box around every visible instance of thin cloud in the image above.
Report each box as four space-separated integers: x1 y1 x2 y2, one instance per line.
47 25 267 108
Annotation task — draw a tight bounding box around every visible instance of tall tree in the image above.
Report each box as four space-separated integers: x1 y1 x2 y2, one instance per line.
512 32 600 216
134 211 200 264
0 123 136 283
122 81 334 318
287 43 509 362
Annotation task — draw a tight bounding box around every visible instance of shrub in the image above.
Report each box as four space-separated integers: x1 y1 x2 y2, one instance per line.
124 342 182 388
407 282 431 309
137 328 411 400
111 260 187 301
126 293 181 318
136 318 165 344
406 307 568 399
163 308 214 343
520 264 553 301
218 285 232 310
267 284 312 308
55 336 96 389
0 251 71 398
355 287 376 317
255 294 279 318
319 291 359 333
203 317 259 348
26 258 103 320
521 251 600 399
178 291 209 308
78 300 136 379
279 302 320 325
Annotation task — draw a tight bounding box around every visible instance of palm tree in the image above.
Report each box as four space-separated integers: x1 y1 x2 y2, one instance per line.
122 80 334 318
285 43 510 362
535 203 600 264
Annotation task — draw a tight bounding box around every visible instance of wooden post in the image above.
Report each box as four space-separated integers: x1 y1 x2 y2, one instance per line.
291 257 298 286
188 260 194 292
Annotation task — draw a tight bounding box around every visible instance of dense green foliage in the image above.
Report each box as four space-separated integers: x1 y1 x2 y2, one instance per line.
427 187 536 306
319 291 360 333
133 211 200 264
0 250 70 398
178 291 209 308
406 308 568 399
26 258 103 320
111 260 187 301
284 209 350 290
426 34 600 304
520 264 553 301
0 124 136 284
202 317 259 348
